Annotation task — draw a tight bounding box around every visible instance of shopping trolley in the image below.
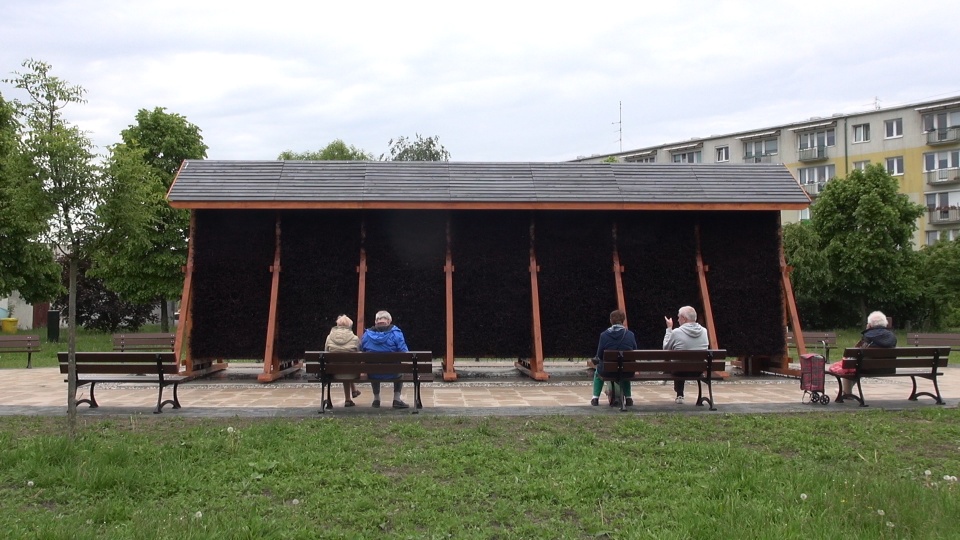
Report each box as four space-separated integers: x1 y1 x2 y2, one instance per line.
800 353 830 405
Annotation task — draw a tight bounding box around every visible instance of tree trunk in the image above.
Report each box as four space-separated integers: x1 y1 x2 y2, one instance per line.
160 299 169 333
67 255 77 437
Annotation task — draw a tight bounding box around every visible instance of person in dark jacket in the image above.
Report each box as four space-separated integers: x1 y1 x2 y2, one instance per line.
360 310 410 409
829 310 897 395
588 309 638 407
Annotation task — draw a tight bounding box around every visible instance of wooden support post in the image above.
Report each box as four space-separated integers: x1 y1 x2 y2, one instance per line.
612 222 627 326
768 248 804 377
443 217 457 381
357 219 367 340
695 223 727 379
516 217 549 380
176 211 226 377
258 214 291 382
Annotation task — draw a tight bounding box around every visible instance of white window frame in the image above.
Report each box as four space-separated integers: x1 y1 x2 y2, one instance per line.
798 129 835 150
853 160 870 171
715 146 730 163
672 150 702 163
798 164 835 185
853 123 871 143
923 150 960 171
886 156 904 176
926 230 940 246
799 208 811 221
885 118 903 139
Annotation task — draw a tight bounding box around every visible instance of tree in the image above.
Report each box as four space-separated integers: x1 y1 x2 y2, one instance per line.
53 253 155 332
786 163 924 327
381 134 450 161
278 139 372 161
92 107 207 332
0 94 62 302
5 59 101 431
915 238 960 329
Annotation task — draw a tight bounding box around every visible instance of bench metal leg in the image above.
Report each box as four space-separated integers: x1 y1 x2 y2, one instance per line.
908 375 945 405
413 382 423 413
76 381 99 409
695 379 716 411
154 382 181 414
26 352 32 369
319 381 333 414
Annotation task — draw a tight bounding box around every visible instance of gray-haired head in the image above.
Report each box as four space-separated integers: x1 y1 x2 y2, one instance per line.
375 310 392 324
678 306 697 323
867 311 888 328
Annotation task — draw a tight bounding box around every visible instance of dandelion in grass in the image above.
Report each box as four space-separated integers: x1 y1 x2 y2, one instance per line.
26 481 34 487
195 511 203 519
227 427 235 434
886 522 895 529
292 499 300 505
877 509 885 516
800 493 807 501
925 470 932 477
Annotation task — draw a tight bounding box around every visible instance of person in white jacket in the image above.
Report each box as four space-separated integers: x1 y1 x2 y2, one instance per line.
663 305 709 404
325 314 361 406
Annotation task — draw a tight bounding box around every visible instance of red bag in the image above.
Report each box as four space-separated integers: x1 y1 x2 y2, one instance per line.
828 360 855 376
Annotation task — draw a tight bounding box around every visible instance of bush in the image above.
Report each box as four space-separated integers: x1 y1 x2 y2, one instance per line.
53 254 155 332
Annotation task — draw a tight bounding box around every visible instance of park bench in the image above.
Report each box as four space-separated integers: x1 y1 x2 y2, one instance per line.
0 335 41 369
112 332 175 352
786 331 837 361
830 346 951 407
303 351 434 414
907 333 960 353
58 351 191 414
599 349 728 411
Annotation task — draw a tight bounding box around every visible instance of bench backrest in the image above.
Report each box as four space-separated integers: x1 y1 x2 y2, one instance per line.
840 347 951 370
58 351 180 375
112 333 176 351
602 349 727 372
907 333 960 350
786 331 837 347
303 351 433 376
0 335 41 352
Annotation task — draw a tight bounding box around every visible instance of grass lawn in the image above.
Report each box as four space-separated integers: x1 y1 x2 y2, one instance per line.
0 411 958 539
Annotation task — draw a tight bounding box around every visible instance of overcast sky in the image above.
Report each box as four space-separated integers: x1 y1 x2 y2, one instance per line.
3 0 959 162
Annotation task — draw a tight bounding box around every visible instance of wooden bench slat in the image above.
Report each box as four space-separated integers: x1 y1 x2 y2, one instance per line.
57 351 184 413
303 351 434 413
0 335 42 368
597 349 727 411
831 347 951 406
112 333 175 351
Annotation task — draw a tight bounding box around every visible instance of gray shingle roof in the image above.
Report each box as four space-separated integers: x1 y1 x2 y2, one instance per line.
167 160 809 209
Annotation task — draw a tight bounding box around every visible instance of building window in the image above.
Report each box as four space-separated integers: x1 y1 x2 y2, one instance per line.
633 156 656 163
923 110 960 131
624 153 656 163
798 164 835 185
743 138 778 161
853 123 871 143
923 150 960 171
926 192 949 210
672 150 702 163
926 230 940 245
798 129 835 149
885 118 903 138
799 208 811 221
885 156 904 176
715 146 729 162
853 160 870 171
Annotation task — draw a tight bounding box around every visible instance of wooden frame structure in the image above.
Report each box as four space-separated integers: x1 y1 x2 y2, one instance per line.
168 161 812 381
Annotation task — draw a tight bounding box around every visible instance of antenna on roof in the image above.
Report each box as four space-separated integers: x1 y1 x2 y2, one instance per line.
612 101 622 152
874 96 881 110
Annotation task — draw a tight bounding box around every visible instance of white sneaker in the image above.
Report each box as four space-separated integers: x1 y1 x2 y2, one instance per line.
675 395 685 404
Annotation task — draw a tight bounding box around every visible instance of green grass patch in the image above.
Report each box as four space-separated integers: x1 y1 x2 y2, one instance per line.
1 411 958 538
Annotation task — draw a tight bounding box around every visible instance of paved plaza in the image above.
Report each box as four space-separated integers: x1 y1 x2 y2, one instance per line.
1 362 957 418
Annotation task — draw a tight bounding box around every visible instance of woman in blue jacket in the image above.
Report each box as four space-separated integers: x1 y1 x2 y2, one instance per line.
360 310 410 409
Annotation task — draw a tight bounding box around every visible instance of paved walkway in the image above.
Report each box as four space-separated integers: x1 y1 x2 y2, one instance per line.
2 363 957 417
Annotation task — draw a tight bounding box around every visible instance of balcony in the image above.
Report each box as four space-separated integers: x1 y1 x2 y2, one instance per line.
926 127 960 146
798 145 828 162
802 182 826 197
926 168 960 187
929 207 960 225
743 153 776 163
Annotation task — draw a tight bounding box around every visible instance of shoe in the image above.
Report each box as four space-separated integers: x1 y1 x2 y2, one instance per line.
344 400 355 407
372 399 380 408
351 388 361 398
590 397 599 406
392 399 409 409
675 395 685 404
625 398 634 406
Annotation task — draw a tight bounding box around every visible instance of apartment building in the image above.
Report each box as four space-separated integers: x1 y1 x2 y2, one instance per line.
572 96 960 247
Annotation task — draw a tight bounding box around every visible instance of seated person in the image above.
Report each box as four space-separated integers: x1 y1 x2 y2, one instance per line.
663 306 709 404
360 310 410 409
324 314 361 407
589 309 637 407
828 310 896 396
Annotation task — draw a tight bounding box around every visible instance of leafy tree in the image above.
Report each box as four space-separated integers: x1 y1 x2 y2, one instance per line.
381 134 450 161
915 238 960 329
278 139 372 161
92 107 207 331
0 94 63 302
4 59 101 430
53 254 155 332
785 163 925 327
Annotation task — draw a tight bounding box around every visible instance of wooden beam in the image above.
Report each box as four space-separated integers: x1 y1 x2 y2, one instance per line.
517 216 549 380
612 222 627 327
169 200 811 212
258 213 283 383
444 216 457 381
694 223 718 349
175 210 196 372
356 219 367 340
782 250 806 357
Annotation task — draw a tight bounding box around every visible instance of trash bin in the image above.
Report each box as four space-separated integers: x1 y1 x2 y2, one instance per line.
47 310 60 342
0 318 17 334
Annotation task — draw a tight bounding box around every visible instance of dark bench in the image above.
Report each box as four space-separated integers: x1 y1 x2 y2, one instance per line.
303 351 434 414
787 331 837 361
599 349 728 411
831 347 951 407
112 333 175 352
907 333 960 353
0 335 41 368
58 351 190 414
